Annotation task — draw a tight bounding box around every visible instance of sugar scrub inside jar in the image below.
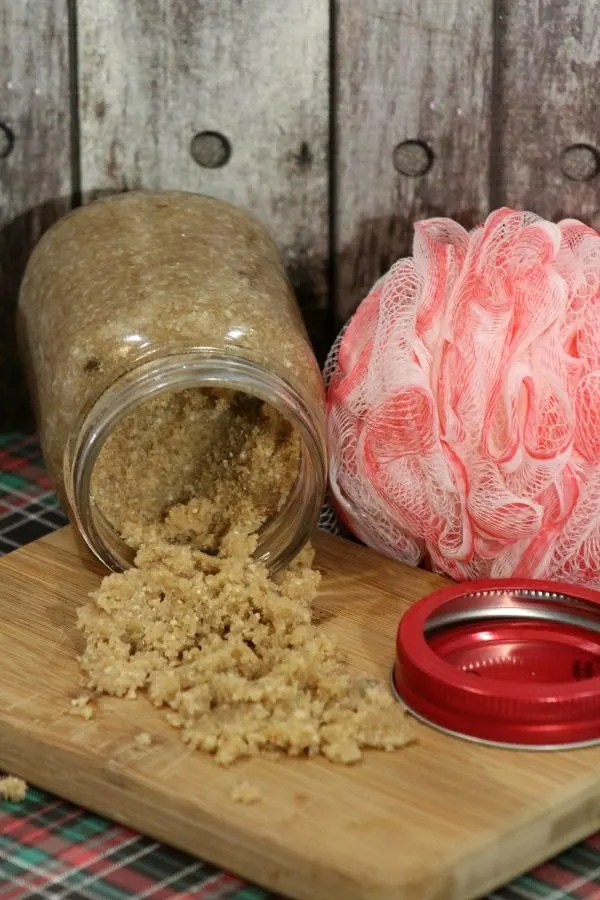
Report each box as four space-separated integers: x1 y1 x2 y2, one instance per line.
89 387 302 559
18 191 327 572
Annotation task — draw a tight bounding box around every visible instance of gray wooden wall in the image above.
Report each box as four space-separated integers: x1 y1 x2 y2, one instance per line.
1 0 599 427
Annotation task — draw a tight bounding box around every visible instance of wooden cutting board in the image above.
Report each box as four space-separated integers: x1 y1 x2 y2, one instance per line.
2 529 600 900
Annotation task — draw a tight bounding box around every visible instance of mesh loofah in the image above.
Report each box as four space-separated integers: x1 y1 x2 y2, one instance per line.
318 329 350 537
326 207 600 583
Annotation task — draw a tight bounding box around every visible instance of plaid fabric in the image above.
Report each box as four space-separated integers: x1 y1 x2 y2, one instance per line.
1 435 600 900
0 789 268 900
0 434 67 554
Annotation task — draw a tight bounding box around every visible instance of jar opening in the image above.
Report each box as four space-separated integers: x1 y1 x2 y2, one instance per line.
65 352 327 573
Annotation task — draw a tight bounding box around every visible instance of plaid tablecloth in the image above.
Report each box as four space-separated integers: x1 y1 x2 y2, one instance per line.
2 433 600 900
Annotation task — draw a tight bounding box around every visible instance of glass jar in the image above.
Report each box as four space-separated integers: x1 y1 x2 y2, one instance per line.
17 190 327 572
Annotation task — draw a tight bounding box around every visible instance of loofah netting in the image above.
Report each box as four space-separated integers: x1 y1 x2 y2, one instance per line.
326 207 600 584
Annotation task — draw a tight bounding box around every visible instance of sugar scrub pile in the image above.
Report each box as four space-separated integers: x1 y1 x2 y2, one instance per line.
78 387 412 765
327 208 600 584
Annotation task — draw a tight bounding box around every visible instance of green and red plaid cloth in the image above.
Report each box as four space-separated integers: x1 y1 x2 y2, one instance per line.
2 432 600 900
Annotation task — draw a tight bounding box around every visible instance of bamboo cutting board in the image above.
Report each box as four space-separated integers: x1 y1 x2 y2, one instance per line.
2 530 600 900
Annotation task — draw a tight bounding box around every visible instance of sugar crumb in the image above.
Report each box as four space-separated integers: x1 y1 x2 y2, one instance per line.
133 732 153 748
69 695 95 719
0 776 27 803
231 780 261 805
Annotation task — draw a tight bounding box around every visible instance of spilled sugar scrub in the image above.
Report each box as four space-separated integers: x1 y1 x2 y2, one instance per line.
230 780 262 805
0 776 28 803
76 387 412 766
77 537 411 765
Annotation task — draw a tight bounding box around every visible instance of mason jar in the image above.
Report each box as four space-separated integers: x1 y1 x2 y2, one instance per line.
18 190 327 572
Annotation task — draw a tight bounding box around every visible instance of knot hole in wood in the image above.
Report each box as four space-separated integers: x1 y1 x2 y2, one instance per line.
393 140 434 177
0 122 15 159
561 144 600 182
190 131 232 169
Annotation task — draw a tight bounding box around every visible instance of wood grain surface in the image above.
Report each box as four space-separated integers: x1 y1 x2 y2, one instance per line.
4 0 600 422
497 0 600 223
76 0 330 358
3 528 600 900
333 0 493 325
0 0 72 427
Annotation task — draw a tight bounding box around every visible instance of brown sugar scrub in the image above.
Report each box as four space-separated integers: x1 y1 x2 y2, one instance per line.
77 388 412 765
89 387 301 554
77 532 413 766
0 776 28 803
19 189 410 766
230 780 262 805
18 191 327 574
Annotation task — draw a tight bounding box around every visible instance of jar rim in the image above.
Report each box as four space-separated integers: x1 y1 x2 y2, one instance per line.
64 349 327 573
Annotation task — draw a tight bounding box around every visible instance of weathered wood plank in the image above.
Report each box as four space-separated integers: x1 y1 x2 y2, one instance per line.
333 0 493 325
497 0 600 223
0 0 72 426
76 0 330 359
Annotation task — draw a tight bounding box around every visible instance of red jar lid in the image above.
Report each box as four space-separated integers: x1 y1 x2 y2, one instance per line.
392 578 600 749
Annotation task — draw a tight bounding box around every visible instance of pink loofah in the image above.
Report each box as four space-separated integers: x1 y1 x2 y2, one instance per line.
326 208 600 584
